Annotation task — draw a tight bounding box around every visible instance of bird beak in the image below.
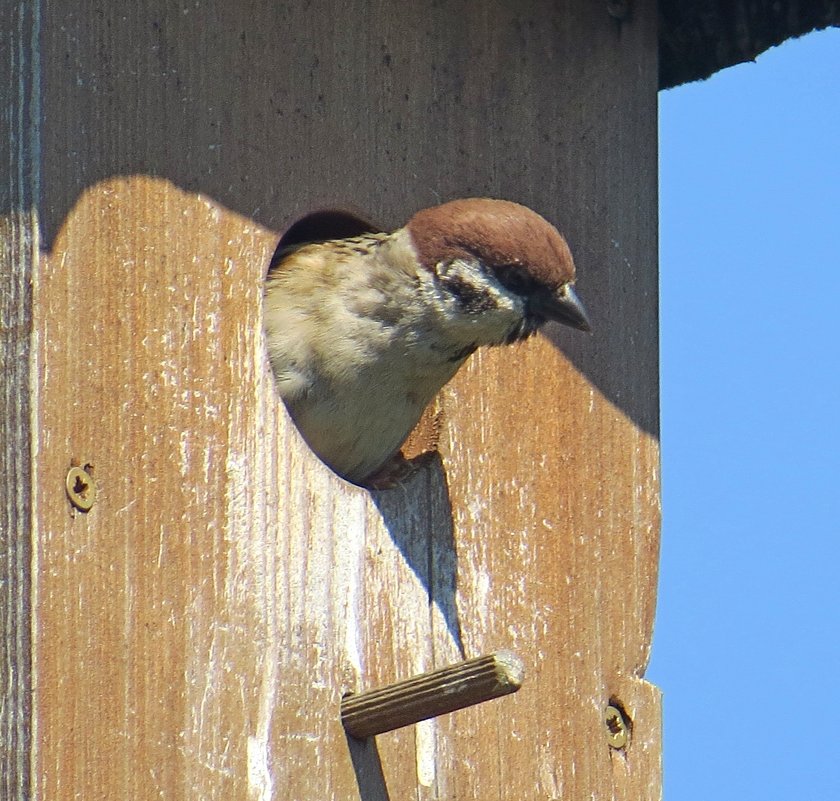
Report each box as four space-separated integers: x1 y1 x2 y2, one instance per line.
532 284 592 332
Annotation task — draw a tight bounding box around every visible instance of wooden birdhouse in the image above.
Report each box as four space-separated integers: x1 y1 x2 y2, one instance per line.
4 0 828 798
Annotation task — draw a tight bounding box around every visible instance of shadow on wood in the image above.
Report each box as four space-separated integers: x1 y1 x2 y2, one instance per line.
370 454 465 656
11 2 658 440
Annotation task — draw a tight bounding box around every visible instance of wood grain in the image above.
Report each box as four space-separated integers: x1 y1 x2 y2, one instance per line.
341 651 524 739
19 1 662 799
1 3 37 799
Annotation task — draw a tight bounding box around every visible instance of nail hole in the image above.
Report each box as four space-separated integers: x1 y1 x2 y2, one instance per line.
606 0 630 20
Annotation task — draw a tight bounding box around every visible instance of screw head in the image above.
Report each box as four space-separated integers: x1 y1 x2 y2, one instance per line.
66 466 96 512
604 704 629 749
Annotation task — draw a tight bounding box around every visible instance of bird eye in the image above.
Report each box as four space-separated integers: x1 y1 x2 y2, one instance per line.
497 267 536 295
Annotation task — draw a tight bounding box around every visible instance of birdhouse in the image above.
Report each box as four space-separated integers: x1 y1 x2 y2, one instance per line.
4 1 826 798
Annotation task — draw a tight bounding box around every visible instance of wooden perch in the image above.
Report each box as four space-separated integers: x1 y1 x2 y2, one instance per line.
341 651 524 739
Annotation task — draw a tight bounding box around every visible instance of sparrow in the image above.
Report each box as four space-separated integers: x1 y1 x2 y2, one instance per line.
263 198 591 488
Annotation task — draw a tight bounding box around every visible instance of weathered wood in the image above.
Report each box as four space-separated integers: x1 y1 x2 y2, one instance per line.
341 651 524 739
16 1 661 799
0 4 37 800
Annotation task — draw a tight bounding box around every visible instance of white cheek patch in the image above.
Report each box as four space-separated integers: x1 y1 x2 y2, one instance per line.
408 259 526 350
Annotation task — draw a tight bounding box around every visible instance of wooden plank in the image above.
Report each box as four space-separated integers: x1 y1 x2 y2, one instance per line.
31 1 661 799
0 3 38 800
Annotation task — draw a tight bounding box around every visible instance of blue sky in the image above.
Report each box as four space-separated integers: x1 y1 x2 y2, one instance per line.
648 27 840 799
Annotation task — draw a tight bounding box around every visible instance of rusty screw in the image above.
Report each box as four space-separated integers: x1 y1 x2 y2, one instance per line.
604 704 629 749
66 466 96 512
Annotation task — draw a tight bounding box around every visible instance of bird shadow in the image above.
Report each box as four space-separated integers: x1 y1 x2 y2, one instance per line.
369 452 465 657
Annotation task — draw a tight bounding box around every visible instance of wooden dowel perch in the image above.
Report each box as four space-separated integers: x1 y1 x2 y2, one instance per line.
341 650 525 739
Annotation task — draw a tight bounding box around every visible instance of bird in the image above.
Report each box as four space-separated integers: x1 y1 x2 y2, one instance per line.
263 198 591 488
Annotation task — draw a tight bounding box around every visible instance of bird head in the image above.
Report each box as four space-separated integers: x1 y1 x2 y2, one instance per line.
406 198 591 344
